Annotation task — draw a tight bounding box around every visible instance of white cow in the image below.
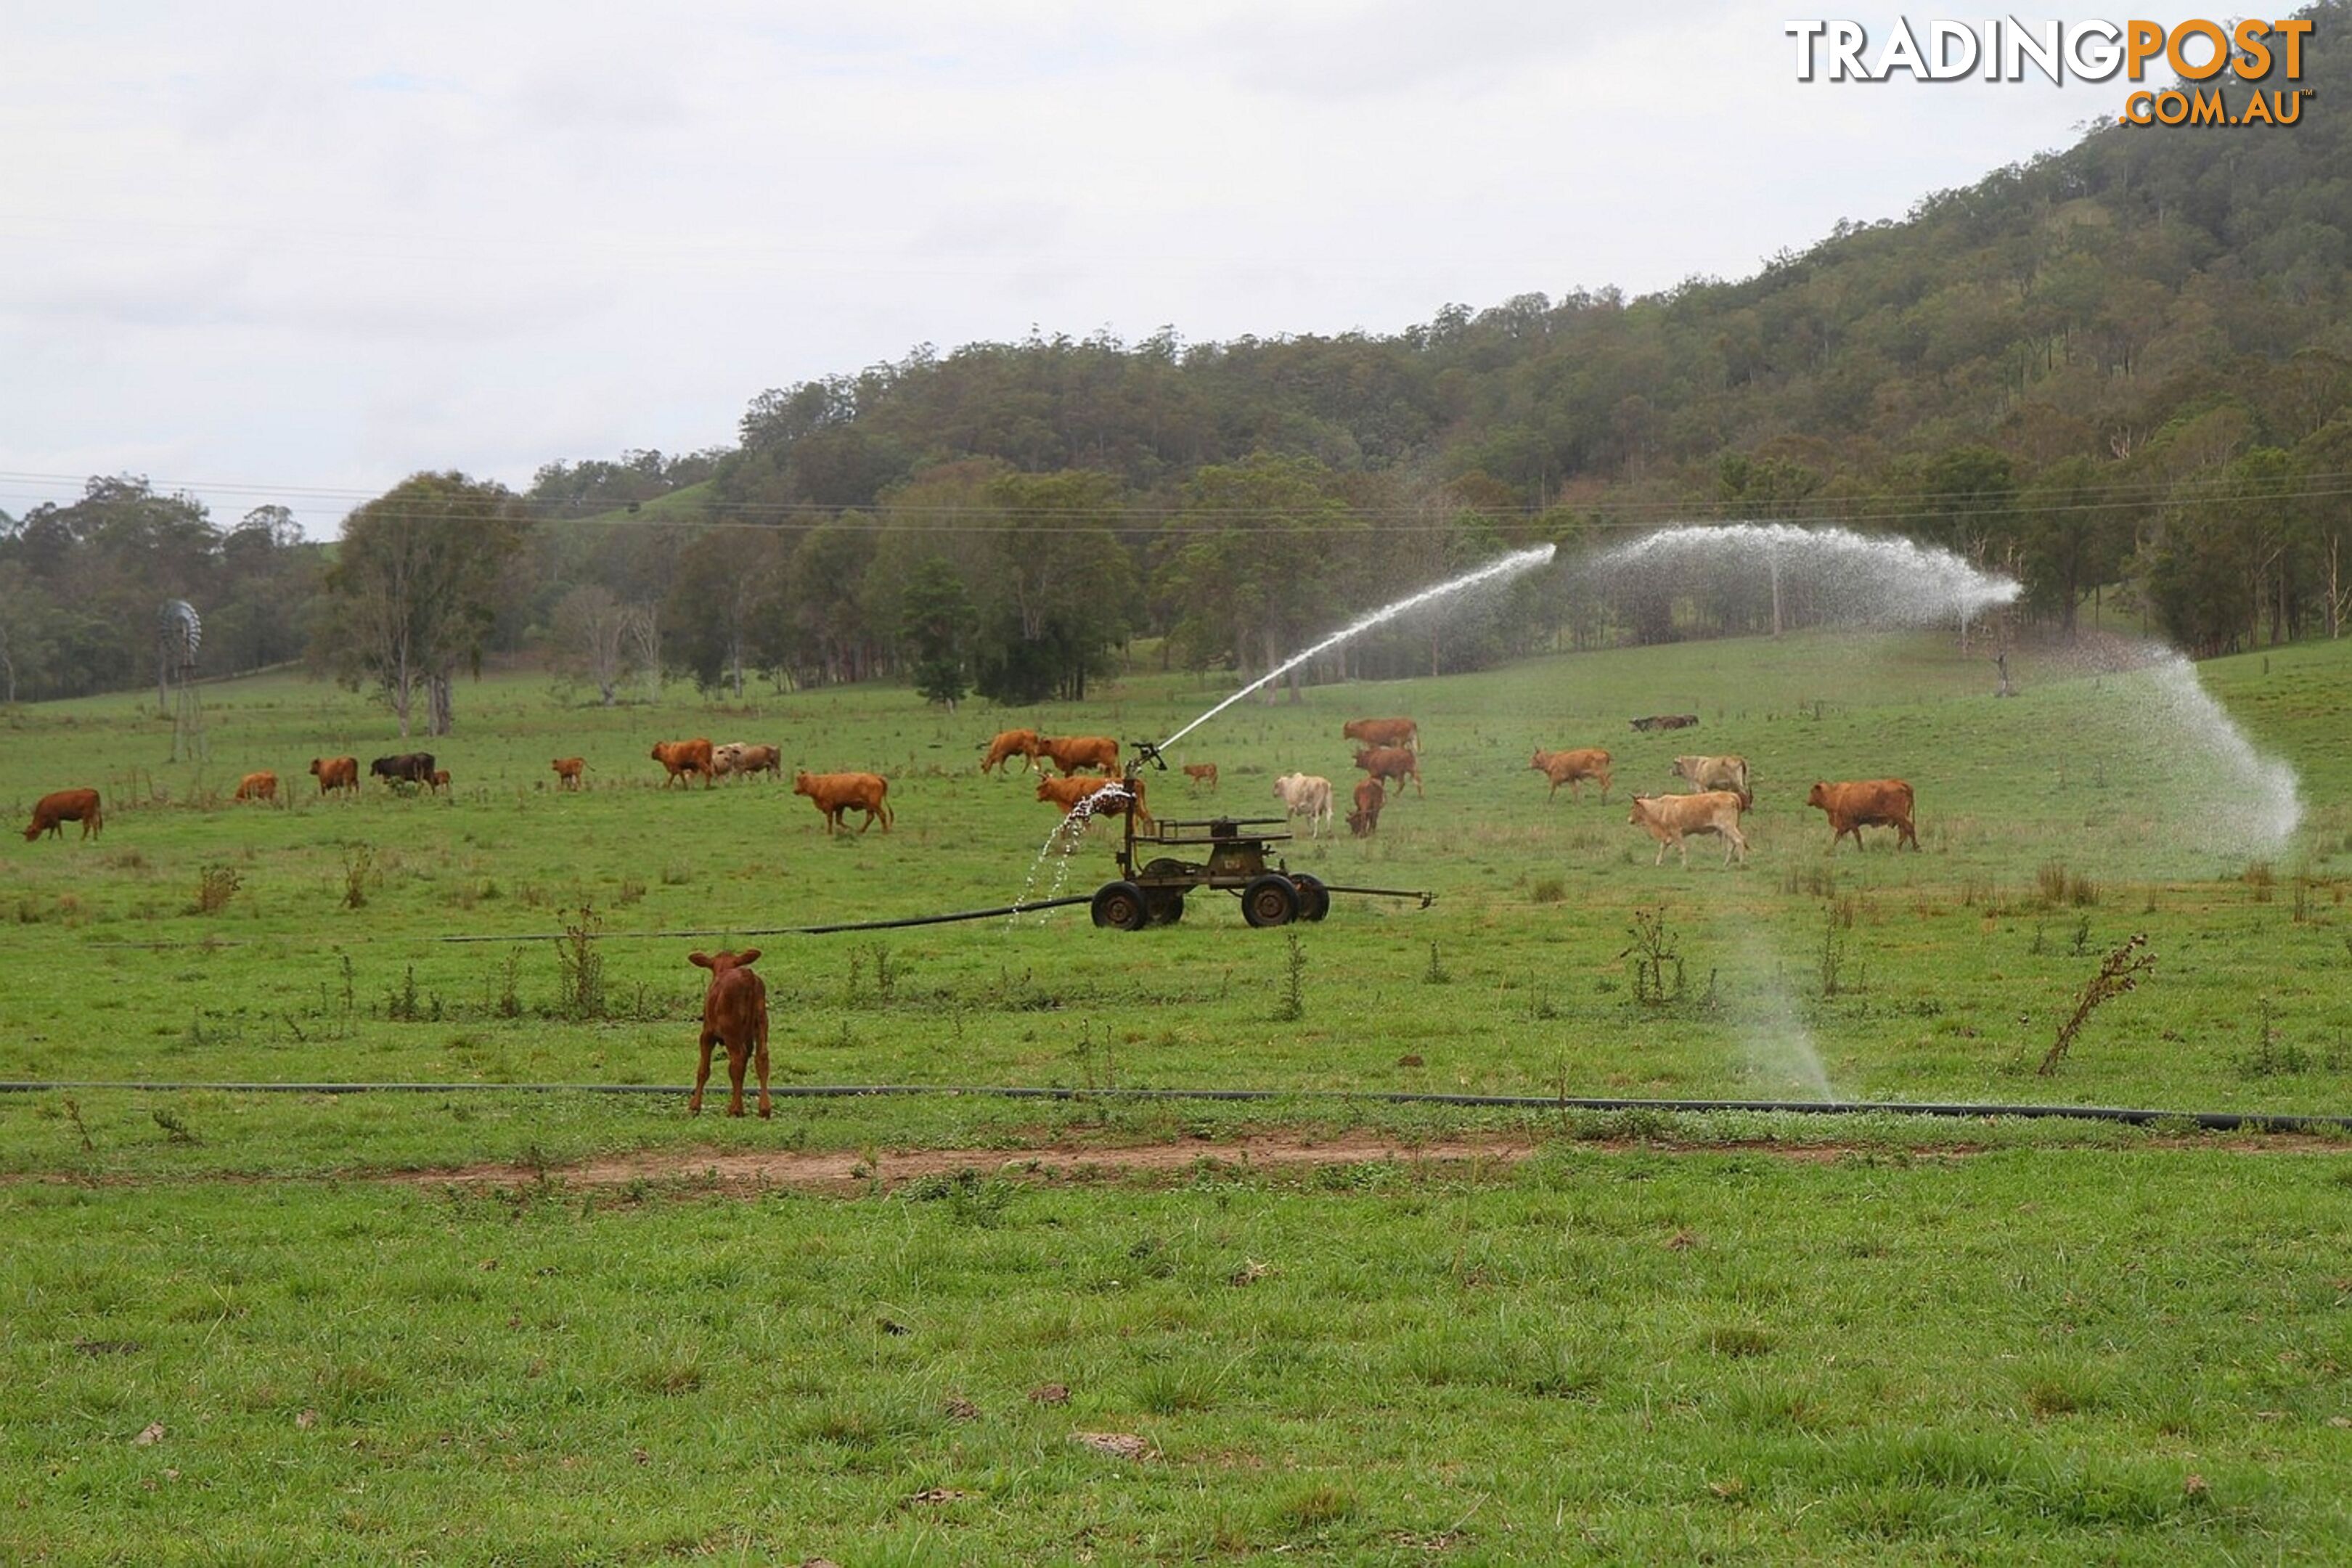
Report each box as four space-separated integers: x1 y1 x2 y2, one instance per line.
1671 754 1749 796
1627 791 1750 868
1272 772 1334 839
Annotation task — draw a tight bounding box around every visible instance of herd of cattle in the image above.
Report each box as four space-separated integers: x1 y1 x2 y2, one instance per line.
17 714 1922 870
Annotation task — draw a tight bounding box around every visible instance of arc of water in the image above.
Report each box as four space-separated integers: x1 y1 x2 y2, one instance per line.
1154 544 1557 756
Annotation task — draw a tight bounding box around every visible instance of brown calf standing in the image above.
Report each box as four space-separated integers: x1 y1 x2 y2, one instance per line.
1182 762 1219 791
687 950 770 1118
551 757 585 791
23 788 103 842
1345 776 1384 838
428 769 452 795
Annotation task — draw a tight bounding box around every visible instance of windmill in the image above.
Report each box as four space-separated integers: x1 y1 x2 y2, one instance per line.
158 598 208 762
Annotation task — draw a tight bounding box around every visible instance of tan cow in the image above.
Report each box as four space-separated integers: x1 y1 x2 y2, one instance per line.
1531 747 1612 802
1627 791 1750 868
1273 772 1334 838
1672 754 1749 796
1806 779 1919 852
233 771 278 804
1037 774 1148 830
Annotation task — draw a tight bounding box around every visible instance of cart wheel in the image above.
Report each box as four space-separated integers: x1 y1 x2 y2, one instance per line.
1090 880 1148 931
1241 873 1299 928
1291 873 1331 923
1144 889 1186 926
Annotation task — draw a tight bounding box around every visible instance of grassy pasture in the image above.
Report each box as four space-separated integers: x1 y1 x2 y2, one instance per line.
2 628 2349 1561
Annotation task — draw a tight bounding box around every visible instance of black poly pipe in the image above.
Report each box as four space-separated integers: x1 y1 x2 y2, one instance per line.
0 1079 2346 1133
433 895 1095 943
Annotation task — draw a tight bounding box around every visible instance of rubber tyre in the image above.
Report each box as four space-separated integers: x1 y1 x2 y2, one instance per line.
1090 881 1148 931
1291 873 1331 923
1144 890 1186 926
1241 873 1299 928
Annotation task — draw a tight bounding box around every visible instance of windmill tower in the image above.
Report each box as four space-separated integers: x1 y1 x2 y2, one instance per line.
158 599 208 762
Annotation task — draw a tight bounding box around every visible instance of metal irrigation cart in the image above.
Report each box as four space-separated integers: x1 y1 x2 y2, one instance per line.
1086 746 1433 931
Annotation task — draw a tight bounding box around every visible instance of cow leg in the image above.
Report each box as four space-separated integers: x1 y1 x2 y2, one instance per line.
1653 839 1668 867
689 1034 715 1116
1900 820 1920 851
754 1026 772 1120
1413 772 1423 799
724 1042 749 1117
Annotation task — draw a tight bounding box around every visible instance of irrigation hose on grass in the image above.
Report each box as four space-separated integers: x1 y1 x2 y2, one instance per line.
0 1079 2345 1133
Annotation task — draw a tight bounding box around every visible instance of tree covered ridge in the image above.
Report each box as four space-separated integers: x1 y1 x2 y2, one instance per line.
4 3 2350 709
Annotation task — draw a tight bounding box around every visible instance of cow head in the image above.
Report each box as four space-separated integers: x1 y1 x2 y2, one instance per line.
793 772 813 796
1805 783 1829 809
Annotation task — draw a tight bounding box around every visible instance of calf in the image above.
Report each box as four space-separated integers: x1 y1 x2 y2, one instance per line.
1343 716 1419 753
687 950 770 1118
1354 745 1422 799
981 729 1043 775
1273 772 1334 838
793 770 893 833
1345 776 1384 838
551 756 585 791
233 771 279 804
1806 779 1919 852
650 738 715 788
1531 747 1612 802
1672 754 1749 796
1036 734 1120 775
1627 791 1750 868
1037 774 1148 830
1182 762 1219 792
23 788 102 842
370 752 436 790
309 756 359 796
428 768 452 795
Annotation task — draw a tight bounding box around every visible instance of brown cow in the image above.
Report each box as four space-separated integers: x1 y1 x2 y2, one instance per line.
1531 747 1612 802
1343 717 1419 753
651 738 715 788
1036 734 1120 775
1345 776 1384 838
1807 779 1919 852
23 788 102 842
428 769 452 795
551 757 585 790
1354 745 1422 799
794 770 893 833
1037 773 1149 829
687 950 770 1119
731 743 783 780
1627 791 1750 868
233 771 278 804
1182 762 1219 792
981 729 1044 775
309 756 359 796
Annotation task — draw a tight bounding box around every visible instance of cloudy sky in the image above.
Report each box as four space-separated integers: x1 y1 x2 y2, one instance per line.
0 3 2123 535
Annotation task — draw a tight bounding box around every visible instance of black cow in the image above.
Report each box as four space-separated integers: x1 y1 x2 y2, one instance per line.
1629 714 1699 733
370 752 437 790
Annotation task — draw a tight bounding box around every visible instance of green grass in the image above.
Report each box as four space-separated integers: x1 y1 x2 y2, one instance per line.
7 1149 2351 1563
2 629 2349 1559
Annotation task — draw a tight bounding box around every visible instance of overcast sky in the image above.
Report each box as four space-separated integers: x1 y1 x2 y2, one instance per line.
0 3 2124 535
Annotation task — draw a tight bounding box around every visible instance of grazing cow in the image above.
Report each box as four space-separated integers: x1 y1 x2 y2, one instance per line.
1272 772 1334 838
1671 754 1749 796
428 769 452 795
1036 734 1120 775
1531 747 1612 802
1343 717 1419 753
1627 791 1750 868
732 743 783 780
1353 745 1422 799
1345 776 1384 838
370 752 436 789
309 756 359 796
980 729 1044 775
650 738 716 788
1182 762 1219 792
1037 774 1148 829
23 788 102 842
1806 779 1919 852
687 950 770 1119
793 770 893 834
233 771 278 804
551 757 585 791
1630 714 1699 733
